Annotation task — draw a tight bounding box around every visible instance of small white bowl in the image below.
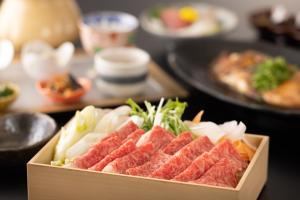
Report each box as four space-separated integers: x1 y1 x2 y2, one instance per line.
94 47 150 96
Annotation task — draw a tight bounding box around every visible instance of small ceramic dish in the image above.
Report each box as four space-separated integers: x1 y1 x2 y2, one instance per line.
94 47 150 97
21 40 75 80
79 11 139 54
36 75 91 104
0 83 19 111
0 112 56 166
249 6 292 42
140 2 238 39
250 6 300 47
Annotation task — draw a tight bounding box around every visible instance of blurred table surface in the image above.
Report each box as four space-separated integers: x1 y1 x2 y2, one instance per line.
1 0 300 200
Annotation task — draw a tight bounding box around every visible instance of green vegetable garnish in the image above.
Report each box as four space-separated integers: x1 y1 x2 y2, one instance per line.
94 47 102 53
148 6 163 19
252 57 295 92
127 98 153 131
0 86 14 98
127 98 189 136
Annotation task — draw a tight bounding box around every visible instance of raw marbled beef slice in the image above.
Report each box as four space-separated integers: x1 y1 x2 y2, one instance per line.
215 139 247 169
193 158 242 188
175 136 214 160
136 126 174 151
102 121 139 141
89 129 144 171
126 150 171 176
74 135 122 169
163 131 193 155
125 129 145 143
150 136 214 180
173 139 246 182
102 143 155 174
150 154 192 180
173 152 216 182
89 140 136 171
126 132 193 177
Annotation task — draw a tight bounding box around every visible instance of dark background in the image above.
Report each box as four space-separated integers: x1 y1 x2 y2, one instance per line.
1 0 300 199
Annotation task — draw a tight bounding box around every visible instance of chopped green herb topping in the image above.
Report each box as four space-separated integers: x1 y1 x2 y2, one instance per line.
252 57 295 92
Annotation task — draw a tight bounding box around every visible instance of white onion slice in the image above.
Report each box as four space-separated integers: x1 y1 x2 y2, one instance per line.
189 121 226 144
219 121 246 141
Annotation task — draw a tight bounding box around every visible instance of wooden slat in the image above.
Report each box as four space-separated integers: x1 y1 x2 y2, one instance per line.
27 132 268 200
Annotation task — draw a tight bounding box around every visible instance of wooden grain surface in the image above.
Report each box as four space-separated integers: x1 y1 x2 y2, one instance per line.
0 53 188 114
27 132 269 200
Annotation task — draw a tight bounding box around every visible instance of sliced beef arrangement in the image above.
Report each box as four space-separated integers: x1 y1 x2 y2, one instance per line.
77 121 249 188
150 136 214 180
73 121 138 169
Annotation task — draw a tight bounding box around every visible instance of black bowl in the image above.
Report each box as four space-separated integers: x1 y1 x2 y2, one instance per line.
0 113 56 166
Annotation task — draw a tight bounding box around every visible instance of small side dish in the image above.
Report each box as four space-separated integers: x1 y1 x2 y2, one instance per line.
50 98 256 189
0 83 19 111
79 11 139 54
21 40 74 80
250 5 300 46
212 50 300 108
141 2 237 38
36 73 91 104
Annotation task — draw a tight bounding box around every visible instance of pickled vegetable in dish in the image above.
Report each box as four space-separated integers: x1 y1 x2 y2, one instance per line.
44 73 83 97
0 85 14 98
0 83 19 111
212 51 300 108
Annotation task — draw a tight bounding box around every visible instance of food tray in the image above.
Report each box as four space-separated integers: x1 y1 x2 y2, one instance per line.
0 53 188 114
27 128 269 200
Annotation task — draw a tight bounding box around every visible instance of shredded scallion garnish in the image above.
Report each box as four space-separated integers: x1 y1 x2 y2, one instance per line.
126 98 189 135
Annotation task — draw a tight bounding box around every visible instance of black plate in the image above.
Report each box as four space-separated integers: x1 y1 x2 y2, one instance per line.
168 39 300 115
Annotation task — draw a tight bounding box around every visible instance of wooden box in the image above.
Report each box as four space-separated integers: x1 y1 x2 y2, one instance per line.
27 131 269 200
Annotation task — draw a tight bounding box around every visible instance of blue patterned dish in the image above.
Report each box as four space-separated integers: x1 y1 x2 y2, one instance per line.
79 11 139 54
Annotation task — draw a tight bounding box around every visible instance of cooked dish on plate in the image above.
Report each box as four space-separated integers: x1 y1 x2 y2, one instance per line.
150 5 219 33
141 2 237 38
51 98 256 188
212 50 300 108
